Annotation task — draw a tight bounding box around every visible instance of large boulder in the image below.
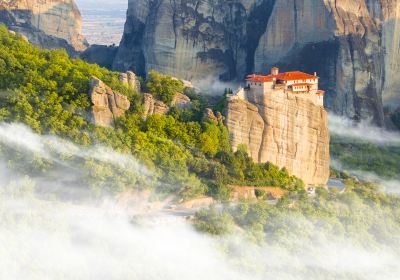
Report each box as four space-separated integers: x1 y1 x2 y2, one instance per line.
119 71 141 93
143 93 170 117
171 93 192 109
89 77 130 127
203 108 225 124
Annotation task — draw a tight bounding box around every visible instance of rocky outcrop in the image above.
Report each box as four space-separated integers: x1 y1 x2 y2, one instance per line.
143 93 170 117
89 77 130 127
143 92 192 117
0 0 87 53
171 92 191 109
226 91 330 186
226 99 266 161
114 0 400 125
203 108 225 124
119 71 141 93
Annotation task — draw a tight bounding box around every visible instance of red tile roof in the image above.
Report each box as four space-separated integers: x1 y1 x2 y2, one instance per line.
246 71 319 83
246 74 274 83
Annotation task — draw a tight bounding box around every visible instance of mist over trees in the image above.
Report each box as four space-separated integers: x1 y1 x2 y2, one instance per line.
0 25 301 199
1 24 400 280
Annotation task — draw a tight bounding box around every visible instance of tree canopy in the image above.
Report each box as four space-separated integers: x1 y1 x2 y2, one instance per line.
0 25 302 199
145 70 184 105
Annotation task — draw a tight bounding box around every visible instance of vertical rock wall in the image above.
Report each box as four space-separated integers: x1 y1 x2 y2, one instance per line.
226 92 330 186
381 0 400 107
0 0 87 52
115 0 400 125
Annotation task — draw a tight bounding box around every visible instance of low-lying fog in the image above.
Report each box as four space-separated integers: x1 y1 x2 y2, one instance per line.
328 113 400 192
1 122 400 279
328 114 400 146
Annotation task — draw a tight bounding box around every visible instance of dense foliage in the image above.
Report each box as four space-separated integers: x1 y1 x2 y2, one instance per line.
145 70 184 105
195 175 400 248
330 136 400 180
0 26 300 199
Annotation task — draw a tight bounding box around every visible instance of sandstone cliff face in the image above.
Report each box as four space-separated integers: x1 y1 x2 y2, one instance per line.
226 92 330 186
115 0 400 125
89 77 130 127
0 0 87 53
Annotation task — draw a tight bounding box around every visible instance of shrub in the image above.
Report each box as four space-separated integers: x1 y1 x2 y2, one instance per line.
145 70 184 105
255 189 266 199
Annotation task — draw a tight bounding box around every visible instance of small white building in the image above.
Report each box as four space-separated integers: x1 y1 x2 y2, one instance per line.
241 67 325 107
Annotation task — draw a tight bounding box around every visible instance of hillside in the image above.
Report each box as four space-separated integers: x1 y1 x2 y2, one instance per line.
0 25 303 199
1 24 400 280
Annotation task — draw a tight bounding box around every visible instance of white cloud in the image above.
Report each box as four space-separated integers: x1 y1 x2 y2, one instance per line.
331 159 400 194
191 76 240 96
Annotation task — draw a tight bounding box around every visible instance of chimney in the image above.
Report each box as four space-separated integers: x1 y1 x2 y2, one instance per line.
314 72 317 76
271 67 279 76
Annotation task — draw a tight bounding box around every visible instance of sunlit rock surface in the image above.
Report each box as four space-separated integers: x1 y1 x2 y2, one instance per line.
89 77 130 127
119 71 142 93
143 93 170 117
171 92 192 109
0 0 87 53
226 90 330 186
114 0 400 125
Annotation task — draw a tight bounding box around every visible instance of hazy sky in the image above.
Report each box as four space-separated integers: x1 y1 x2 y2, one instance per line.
75 0 128 45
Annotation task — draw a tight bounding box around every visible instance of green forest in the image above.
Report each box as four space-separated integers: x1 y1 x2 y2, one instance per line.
330 137 400 180
1 24 400 258
0 25 302 200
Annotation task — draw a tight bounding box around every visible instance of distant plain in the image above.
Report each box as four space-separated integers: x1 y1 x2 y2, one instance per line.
76 0 127 46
